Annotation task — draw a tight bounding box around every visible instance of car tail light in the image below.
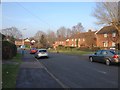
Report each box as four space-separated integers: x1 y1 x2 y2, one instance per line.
113 55 119 58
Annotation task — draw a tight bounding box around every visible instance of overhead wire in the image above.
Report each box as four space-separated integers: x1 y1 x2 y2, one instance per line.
15 2 56 31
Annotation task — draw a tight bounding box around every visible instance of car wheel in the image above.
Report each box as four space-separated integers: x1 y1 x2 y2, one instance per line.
105 59 111 66
89 57 93 62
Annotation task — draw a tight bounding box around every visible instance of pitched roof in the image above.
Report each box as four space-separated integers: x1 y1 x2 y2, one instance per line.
97 26 118 34
69 31 96 39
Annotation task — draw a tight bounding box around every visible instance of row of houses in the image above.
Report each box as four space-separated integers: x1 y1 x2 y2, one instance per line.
15 38 36 48
53 26 120 49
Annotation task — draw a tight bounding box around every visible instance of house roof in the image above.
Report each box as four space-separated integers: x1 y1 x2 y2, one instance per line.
69 31 96 39
97 26 118 34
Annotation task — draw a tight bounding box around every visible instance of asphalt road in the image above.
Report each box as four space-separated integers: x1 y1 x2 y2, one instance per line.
36 52 119 88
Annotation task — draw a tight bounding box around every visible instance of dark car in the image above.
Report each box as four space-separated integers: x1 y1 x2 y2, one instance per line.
89 50 120 66
30 48 37 54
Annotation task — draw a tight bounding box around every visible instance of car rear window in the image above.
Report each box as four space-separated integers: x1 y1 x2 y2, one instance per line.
31 48 36 50
115 50 120 55
39 50 47 52
110 50 120 55
110 50 116 54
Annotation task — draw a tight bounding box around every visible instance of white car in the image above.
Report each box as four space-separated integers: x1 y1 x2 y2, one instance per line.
35 49 48 59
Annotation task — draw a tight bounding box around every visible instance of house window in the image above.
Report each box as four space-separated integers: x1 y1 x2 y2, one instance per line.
103 41 108 47
112 42 116 47
75 39 77 41
72 39 74 41
83 38 85 41
112 33 116 37
79 38 81 41
66 39 69 41
104 34 108 38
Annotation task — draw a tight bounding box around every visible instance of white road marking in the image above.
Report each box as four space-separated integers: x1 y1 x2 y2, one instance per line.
88 67 107 74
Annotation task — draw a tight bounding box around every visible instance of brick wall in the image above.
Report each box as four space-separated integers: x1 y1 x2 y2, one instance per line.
96 33 116 48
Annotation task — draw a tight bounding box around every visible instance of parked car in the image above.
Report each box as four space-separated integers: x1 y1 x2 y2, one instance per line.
89 50 120 66
30 48 37 54
35 49 48 59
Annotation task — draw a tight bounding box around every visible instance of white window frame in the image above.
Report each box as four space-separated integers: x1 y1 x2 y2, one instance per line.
112 32 116 37
83 38 85 41
75 39 77 41
103 41 108 47
72 39 74 41
112 42 116 47
104 34 108 38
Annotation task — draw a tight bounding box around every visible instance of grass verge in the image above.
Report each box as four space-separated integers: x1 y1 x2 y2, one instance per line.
49 49 94 55
2 53 22 88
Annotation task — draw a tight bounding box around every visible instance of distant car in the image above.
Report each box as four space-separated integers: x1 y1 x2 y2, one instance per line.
30 48 37 54
35 49 48 59
89 50 120 66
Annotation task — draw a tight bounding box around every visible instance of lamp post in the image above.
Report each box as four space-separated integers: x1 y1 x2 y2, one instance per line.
22 28 27 45
21 28 27 50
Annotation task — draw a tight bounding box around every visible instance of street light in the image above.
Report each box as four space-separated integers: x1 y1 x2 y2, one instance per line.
21 28 27 47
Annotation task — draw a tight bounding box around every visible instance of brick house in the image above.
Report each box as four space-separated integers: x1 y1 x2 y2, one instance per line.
15 39 24 47
66 30 97 47
96 26 118 49
15 38 31 47
66 34 86 47
53 40 66 49
53 30 97 48
24 38 31 46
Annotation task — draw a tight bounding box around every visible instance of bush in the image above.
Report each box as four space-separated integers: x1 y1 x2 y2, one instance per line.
91 47 101 51
2 41 17 60
78 47 90 51
77 47 100 52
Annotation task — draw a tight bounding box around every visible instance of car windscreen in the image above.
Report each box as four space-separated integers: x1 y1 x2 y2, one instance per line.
39 50 47 52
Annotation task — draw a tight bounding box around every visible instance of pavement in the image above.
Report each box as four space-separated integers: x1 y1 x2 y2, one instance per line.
16 50 62 88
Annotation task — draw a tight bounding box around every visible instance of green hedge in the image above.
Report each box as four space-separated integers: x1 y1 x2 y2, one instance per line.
56 46 100 52
2 41 17 60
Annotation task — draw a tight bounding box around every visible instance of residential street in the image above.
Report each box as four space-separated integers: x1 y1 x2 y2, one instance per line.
16 50 119 88
16 50 62 88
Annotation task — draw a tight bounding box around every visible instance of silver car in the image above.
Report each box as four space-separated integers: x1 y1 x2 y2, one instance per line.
89 50 120 66
35 49 48 59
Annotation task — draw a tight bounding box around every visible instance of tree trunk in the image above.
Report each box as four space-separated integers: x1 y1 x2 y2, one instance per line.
113 25 120 50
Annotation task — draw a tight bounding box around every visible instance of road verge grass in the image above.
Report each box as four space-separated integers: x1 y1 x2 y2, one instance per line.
2 53 22 88
49 49 94 55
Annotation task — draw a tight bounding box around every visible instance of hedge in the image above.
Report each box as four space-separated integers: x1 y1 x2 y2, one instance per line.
2 41 17 60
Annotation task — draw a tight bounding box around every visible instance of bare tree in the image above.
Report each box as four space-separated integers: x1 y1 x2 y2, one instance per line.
34 30 46 41
66 28 72 38
1 27 22 39
34 30 46 48
47 30 56 47
57 26 67 40
71 22 84 36
40 34 47 48
93 2 120 44
84 30 97 48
